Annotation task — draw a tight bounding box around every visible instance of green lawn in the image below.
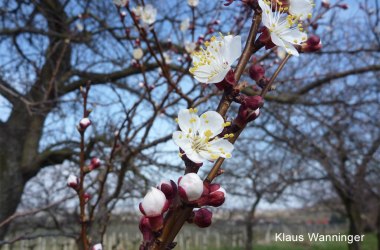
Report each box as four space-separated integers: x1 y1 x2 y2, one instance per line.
199 234 377 250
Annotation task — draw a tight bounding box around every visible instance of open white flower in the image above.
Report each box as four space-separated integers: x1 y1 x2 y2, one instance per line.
289 0 314 21
180 18 190 32
190 34 241 84
259 0 308 56
184 41 196 53
133 48 143 60
113 0 128 7
172 109 234 163
188 0 199 7
133 4 157 25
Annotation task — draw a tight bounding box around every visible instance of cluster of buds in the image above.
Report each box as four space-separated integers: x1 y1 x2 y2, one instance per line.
234 95 263 126
139 187 170 234
138 172 228 247
178 174 227 209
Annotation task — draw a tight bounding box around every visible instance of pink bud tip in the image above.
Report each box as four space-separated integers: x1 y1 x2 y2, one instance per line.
67 175 79 190
89 157 101 170
79 117 91 130
140 187 169 217
178 173 204 202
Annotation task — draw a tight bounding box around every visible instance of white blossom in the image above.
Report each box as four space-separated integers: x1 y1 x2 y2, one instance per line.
113 0 128 7
140 187 167 217
289 0 314 21
258 0 308 56
180 18 190 32
178 173 204 201
163 52 172 64
133 4 157 25
184 41 196 53
173 109 234 163
190 34 241 84
92 243 102 250
187 0 199 7
133 48 144 60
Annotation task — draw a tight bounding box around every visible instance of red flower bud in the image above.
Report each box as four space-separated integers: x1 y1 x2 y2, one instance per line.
79 117 91 130
302 35 322 53
242 95 264 110
158 180 177 200
89 157 101 171
139 216 153 241
67 175 79 190
84 193 91 203
249 64 265 82
338 3 348 9
148 215 164 232
193 208 213 228
236 106 260 126
321 0 330 8
207 185 226 207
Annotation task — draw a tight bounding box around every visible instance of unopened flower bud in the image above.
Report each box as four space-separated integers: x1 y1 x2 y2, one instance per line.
158 180 177 200
178 173 204 202
139 187 169 217
302 35 322 52
79 117 91 130
67 175 79 190
139 216 153 241
207 184 226 207
249 64 265 82
338 3 348 9
193 208 213 228
92 243 102 250
242 95 264 110
236 106 260 126
321 0 330 8
89 157 101 171
84 193 91 203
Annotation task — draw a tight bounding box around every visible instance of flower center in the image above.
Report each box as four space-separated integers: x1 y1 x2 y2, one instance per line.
191 136 208 153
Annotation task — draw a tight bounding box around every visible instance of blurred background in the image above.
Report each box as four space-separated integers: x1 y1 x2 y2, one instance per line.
0 0 379 249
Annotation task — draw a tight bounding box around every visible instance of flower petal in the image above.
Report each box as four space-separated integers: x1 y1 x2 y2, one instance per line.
289 0 313 21
208 138 234 159
185 149 205 164
270 32 299 57
258 0 272 28
173 131 192 151
221 35 242 65
206 67 230 84
177 109 200 134
198 111 225 138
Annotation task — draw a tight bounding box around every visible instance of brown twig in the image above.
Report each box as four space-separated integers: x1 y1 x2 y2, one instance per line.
78 82 91 250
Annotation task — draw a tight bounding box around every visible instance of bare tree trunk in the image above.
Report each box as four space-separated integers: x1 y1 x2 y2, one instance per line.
245 195 261 250
346 202 363 250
